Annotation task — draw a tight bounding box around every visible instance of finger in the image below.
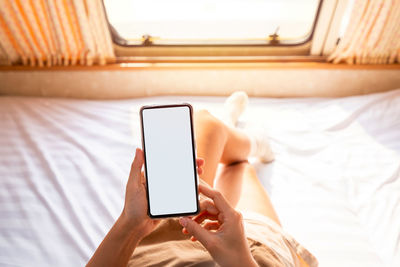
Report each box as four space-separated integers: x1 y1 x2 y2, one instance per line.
197 166 203 175
203 221 220 231
130 148 144 185
196 158 204 175
179 217 214 249
190 222 219 241
190 222 220 241
181 217 198 234
200 199 219 215
140 170 146 185
196 158 205 167
182 228 200 237
193 211 219 225
199 184 233 213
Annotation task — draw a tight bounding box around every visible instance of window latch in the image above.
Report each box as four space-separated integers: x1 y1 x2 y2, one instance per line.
142 34 153 46
268 27 280 45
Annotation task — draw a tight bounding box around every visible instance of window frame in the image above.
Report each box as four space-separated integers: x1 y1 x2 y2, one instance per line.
102 0 327 60
311 0 350 56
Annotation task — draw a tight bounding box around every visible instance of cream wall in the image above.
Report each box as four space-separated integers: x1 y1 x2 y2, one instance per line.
0 64 399 99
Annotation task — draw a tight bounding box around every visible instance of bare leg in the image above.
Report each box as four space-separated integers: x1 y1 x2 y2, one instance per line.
212 162 247 211
236 163 281 226
194 110 250 185
194 110 250 207
194 109 281 225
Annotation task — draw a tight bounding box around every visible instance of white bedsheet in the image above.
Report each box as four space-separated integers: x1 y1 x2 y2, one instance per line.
0 89 399 267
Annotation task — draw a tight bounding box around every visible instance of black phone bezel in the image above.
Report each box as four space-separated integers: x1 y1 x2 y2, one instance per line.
139 103 200 219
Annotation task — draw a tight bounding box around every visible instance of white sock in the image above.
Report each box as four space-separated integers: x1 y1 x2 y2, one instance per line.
246 130 275 163
248 134 258 157
222 91 248 127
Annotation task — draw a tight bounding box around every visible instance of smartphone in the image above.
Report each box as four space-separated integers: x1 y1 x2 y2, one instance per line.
140 104 200 218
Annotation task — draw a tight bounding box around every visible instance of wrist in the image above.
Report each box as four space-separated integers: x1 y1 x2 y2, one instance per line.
117 213 143 243
233 251 258 267
245 257 258 267
238 256 257 267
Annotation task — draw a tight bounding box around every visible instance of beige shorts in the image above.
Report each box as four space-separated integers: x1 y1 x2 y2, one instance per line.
242 210 318 267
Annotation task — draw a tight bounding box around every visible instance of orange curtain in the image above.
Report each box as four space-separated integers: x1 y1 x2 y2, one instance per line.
329 0 400 64
0 0 115 66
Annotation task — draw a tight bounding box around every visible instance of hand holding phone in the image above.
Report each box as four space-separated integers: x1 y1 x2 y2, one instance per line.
140 104 200 218
122 148 160 236
121 148 204 238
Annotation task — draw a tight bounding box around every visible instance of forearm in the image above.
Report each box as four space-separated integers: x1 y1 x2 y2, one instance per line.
87 215 141 267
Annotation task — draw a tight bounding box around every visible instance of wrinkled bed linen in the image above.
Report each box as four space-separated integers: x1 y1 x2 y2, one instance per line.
0 89 399 267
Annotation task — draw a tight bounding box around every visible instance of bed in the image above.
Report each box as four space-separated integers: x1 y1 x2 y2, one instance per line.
0 89 399 267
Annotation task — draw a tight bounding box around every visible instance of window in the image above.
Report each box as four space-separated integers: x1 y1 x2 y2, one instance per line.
104 0 322 47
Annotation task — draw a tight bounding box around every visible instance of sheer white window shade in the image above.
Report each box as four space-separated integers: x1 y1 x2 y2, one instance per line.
0 0 115 66
328 0 400 64
104 0 320 45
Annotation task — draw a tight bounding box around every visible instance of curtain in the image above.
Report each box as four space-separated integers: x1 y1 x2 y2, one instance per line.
0 0 115 66
329 0 400 64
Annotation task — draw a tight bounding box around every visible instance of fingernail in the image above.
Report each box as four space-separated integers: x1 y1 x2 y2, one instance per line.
179 218 188 227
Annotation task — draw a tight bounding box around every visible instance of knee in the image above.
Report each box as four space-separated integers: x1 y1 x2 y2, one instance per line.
194 109 215 127
227 159 249 167
194 109 226 139
194 109 212 122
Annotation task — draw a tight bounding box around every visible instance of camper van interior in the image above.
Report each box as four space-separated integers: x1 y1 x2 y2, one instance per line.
0 0 399 266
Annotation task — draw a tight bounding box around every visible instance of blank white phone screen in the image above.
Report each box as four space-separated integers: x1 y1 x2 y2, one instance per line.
142 106 198 217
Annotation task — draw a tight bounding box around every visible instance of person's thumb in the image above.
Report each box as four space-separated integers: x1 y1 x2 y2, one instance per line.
180 218 214 248
130 148 144 184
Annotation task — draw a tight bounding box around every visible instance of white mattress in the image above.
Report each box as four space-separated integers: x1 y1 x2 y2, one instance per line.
0 89 399 267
